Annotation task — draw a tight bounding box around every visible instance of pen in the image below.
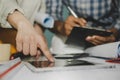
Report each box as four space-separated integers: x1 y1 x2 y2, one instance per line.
62 0 78 18
62 0 91 28
106 58 120 64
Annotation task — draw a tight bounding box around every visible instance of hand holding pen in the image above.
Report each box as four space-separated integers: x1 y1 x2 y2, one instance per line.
61 0 87 36
62 0 115 45
64 16 87 36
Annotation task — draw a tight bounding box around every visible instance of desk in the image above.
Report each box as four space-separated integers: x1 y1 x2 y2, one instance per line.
2 41 120 80
12 64 120 80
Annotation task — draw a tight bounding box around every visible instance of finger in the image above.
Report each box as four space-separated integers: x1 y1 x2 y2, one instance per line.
64 23 73 36
35 49 42 60
16 35 23 52
38 38 54 62
30 36 37 56
66 16 86 27
23 37 30 55
80 18 87 24
77 18 87 26
86 36 102 45
92 36 107 42
48 62 55 67
65 20 80 27
91 35 114 44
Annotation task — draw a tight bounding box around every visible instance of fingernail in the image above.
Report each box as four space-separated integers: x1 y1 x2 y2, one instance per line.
50 57 55 62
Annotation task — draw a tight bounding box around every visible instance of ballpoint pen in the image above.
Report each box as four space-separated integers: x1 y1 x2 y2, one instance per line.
62 0 78 18
106 58 120 64
62 0 92 28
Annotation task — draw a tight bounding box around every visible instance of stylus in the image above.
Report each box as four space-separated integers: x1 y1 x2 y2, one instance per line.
62 0 78 18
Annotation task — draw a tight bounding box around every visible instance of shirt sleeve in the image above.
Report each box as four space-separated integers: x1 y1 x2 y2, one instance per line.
45 0 63 21
0 0 24 28
114 0 120 30
38 0 46 13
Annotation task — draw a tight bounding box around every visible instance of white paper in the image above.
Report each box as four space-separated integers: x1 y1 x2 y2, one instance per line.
0 58 23 80
12 64 120 80
85 41 120 58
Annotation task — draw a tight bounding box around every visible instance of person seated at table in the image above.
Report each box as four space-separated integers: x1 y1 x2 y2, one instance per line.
45 0 120 53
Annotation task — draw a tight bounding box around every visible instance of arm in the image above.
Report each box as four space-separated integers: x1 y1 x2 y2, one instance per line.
7 11 54 62
0 0 54 62
50 15 87 36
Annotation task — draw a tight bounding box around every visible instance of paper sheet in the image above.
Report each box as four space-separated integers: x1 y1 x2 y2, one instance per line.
12 64 120 80
85 41 120 58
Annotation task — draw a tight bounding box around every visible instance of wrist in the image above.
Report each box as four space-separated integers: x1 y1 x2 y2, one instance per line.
7 11 30 30
54 21 66 35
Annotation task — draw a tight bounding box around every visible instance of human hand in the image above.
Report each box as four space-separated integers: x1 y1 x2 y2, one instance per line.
33 23 54 61
63 15 87 36
86 28 118 45
7 11 54 62
86 35 115 45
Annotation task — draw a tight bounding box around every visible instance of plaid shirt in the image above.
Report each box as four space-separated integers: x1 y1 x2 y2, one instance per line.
46 0 119 29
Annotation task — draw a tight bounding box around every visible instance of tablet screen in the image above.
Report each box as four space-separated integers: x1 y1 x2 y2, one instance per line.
28 59 94 68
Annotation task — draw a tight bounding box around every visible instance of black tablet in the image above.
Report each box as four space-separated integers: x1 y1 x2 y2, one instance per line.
65 27 113 48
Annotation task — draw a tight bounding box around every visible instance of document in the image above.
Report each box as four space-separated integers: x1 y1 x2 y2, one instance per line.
0 58 23 80
11 63 120 80
84 41 119 58
64 41 119 58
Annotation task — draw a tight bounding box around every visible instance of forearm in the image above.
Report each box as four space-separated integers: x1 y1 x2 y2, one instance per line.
7 11 33 30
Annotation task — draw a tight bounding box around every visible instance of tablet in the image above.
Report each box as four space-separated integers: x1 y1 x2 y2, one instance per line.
65 27 113 48
24 59 115 73
25 59 95 72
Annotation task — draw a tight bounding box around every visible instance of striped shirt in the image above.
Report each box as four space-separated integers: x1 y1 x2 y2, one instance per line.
46 0 119 29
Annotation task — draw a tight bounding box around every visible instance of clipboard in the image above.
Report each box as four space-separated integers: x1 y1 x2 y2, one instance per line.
65 27 113 48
